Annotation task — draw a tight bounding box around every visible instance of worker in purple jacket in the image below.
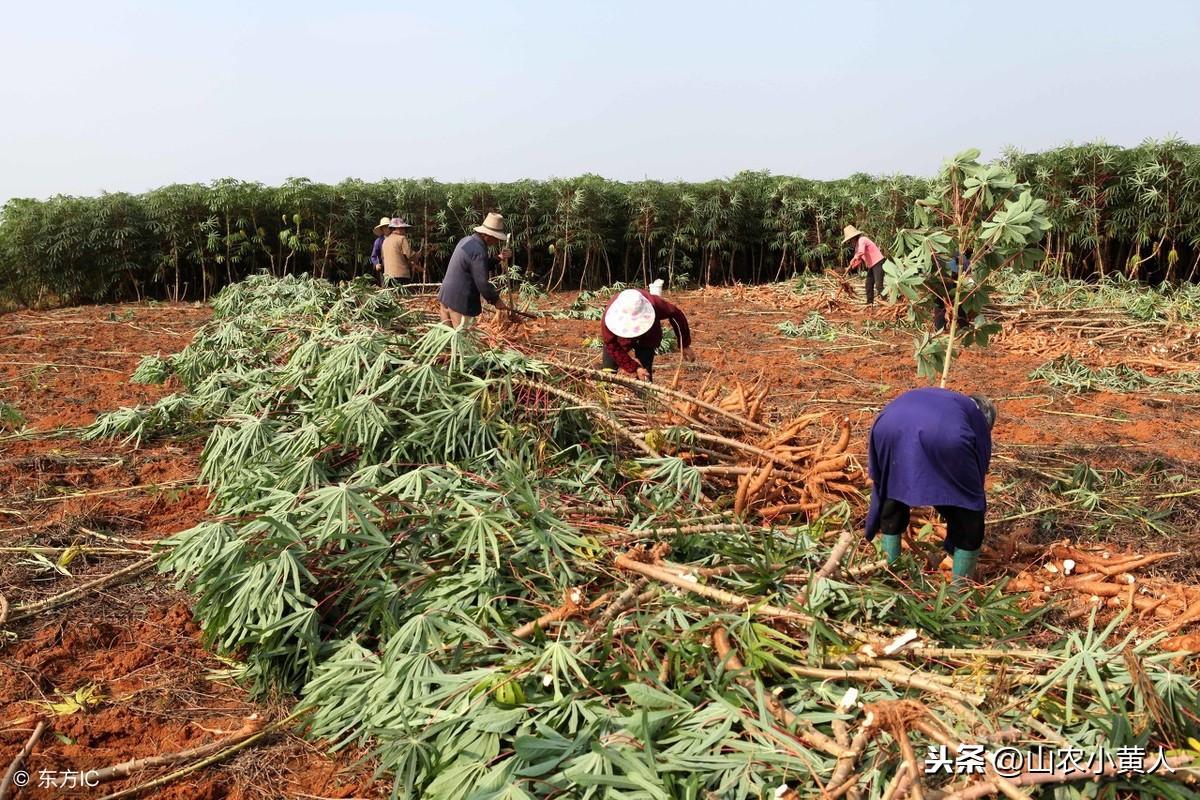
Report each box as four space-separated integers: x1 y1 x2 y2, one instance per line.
864 388 997 582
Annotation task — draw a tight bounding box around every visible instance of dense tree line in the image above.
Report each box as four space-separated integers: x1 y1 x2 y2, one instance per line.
0 139 1196 307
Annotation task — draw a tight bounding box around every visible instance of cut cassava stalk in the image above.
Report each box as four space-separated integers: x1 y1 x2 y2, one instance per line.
910 719 1030 800
711 627 850 759
519 380 659 457
512 588 585 639
789 664 985 706
816 529 858 580
6 555 157 623
613 552 814 623
56 718 262 787
0 720 46 800
95 709 309 800
590 578 649 631
825 715 876 800
892 724 926 800
546 359 771 433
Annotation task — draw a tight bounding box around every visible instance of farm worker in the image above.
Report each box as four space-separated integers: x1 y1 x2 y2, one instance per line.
863 387 997 582
600 288 694 382
933 250 971 333
370 216 390 283
843 225 887 306
381 217 416 287
437 212 511 329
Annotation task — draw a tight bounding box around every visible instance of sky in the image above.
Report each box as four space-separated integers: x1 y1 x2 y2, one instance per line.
2 0 1198 202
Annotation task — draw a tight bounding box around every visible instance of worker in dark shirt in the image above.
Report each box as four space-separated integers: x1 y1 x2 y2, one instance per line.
437 213 511 328
600 288 694 381
369 216 390 284
864 387 997 582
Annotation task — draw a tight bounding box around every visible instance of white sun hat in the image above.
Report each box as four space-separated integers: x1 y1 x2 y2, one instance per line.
473 212 508 242
649 279 665 297
605 289 657 339
842 224 865 244
373 216 392 235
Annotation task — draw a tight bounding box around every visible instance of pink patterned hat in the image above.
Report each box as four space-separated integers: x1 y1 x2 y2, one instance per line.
605 289 656 338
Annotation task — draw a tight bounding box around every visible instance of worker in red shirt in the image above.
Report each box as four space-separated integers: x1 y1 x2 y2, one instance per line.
843 225 888 306
600 288 694 381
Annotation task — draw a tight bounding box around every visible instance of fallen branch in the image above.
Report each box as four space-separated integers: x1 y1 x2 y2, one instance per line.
0 720 46 800
712 627 849 759
788 665 985 706
513 588 585 639
591 578 649 631
6 556 157 623
817 529 858 580
825 714 877 799
96 709 308 800
519 380 659 457
60 718 262 787
547 360 771 433
614 552 813 623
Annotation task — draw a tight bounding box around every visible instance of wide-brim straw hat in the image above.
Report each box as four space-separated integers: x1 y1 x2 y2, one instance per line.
373 216 392 235
388 217 412 230
605 289 656 339
842 224 864 244
474 212 509 242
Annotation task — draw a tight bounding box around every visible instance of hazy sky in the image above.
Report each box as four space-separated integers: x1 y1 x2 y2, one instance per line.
2 0 1197 201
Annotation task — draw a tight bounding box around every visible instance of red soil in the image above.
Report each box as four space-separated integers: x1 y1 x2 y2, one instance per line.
2 288 1197 798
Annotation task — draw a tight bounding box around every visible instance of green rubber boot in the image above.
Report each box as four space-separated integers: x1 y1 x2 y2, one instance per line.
951 548 980 583
880 534 902 564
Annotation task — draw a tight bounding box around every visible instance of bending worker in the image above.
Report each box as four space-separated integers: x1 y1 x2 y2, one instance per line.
438 212 511 328
601 288 694 381
843 225 887 306
864 387 997 582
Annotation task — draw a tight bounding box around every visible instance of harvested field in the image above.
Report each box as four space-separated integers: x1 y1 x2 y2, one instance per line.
2 273 1200 799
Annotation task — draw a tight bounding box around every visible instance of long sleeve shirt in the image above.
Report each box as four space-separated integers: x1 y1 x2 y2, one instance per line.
864 388 992 540
601 289 692 374
382 233 414 278
437 234 501 316
848 235 885 270
370 235 385 267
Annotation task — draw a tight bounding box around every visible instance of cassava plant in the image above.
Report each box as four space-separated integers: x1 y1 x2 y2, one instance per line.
886 148 1052 385
84 275 1200 799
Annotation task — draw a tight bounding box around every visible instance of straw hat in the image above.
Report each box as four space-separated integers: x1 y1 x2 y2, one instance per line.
842 225 865 244
388 217 412 230
373 216 391 235
605 289 657 339
474 212 508 242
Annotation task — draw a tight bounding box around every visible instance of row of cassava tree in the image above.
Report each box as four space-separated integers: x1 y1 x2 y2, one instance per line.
0 138 1196 307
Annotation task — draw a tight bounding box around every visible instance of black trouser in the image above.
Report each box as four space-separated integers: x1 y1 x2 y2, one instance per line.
383 274 412 289
602 347 656 381
864 260 885 305
879 498 984 554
